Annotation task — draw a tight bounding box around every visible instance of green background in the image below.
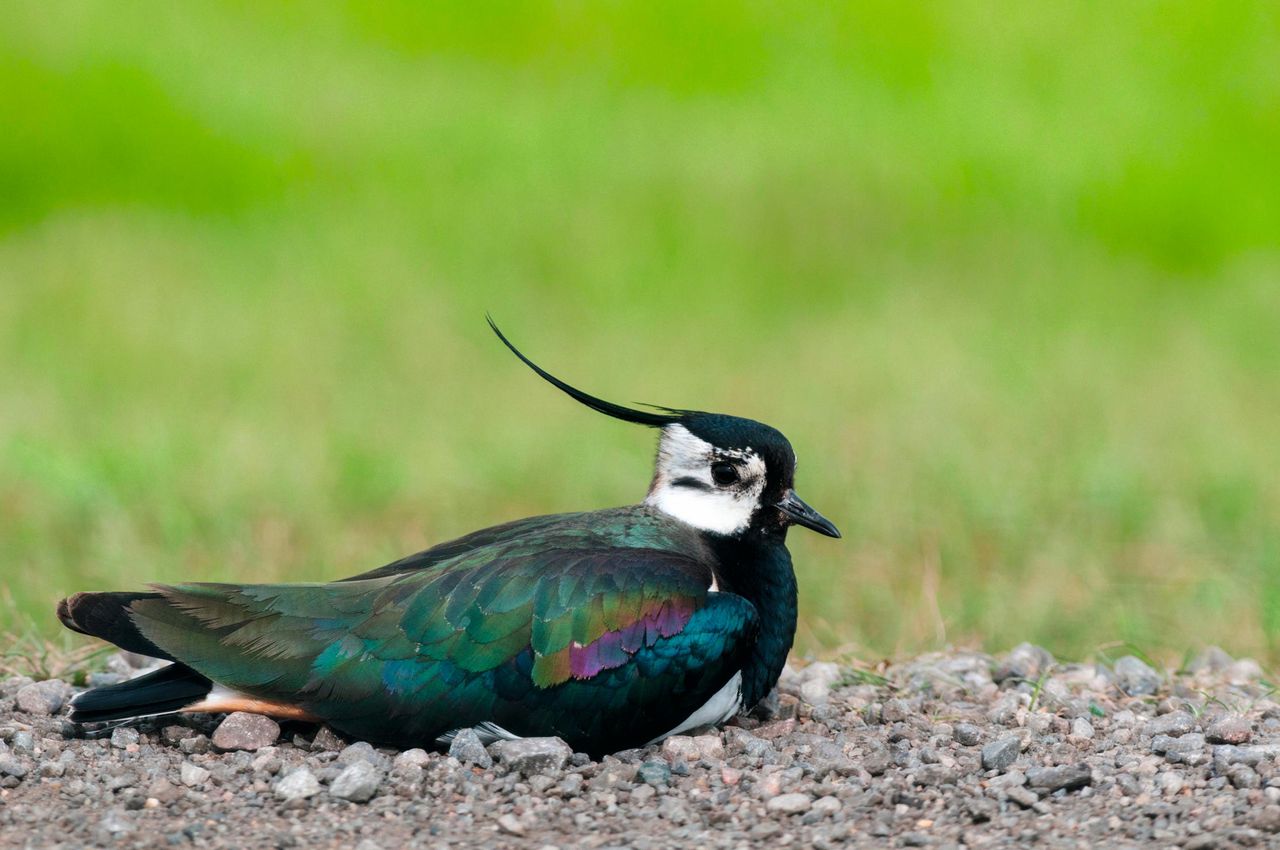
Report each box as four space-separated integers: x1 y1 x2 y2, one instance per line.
3 2 1279 666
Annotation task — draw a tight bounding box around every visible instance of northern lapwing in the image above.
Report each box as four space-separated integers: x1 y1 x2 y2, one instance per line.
57 318 840 756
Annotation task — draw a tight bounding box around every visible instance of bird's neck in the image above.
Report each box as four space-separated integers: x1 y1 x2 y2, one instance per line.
707 533 798 708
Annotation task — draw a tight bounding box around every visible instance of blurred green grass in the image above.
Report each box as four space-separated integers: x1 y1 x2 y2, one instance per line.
2 1 1279 664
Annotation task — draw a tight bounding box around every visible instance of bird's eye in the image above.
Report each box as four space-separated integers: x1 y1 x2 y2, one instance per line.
710 462 739 486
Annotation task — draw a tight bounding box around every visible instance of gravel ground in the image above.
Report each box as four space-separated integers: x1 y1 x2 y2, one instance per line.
2 645 1279 849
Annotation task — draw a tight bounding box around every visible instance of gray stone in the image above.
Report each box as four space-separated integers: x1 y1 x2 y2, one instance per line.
161 725 197 745
1069 717 1095 741
993 643 1055 683
492 737 572 775
110 727 139 749
881 698 912 723
812 795 842 816
1187 646 1234 674
1145 711 1196 737
180 762 210 787
448 729 493 768
726 727 772 758
10 731 35 754
393 748 431 770
1213 745 1265 770
766 792 813 814
496 814 525 836
661 735 702 763
987 693 1022 725
1026 764 1092 792
178 735 210 755
799 678 830 706
1255 806 1280 833
1113 655 1161 696
1157 771 1184 795
15 680 71 716
310 725 347 751
87 672 125 688
1151 732 1206 755
692 734 725 761
211 712 279 751
329 760 383 803
981 736 1020 772
1228 765 1261 789
861 740 891 775
914 764 958 787
637 760 671 787
146 776 180 803
251 749 281 774
559 772 584 796
274 767 321 800
1226 658 1264 683
802 661 842 687
336 741 389 768
0 756 28 779
1206 715 1252 744
953 723 983 746
1005 785 1040 808
99 809 134 836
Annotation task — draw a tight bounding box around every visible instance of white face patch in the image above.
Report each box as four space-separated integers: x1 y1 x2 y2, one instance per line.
645 424 768 535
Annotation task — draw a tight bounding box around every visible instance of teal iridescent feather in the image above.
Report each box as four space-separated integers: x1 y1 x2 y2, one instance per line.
122 505 766 754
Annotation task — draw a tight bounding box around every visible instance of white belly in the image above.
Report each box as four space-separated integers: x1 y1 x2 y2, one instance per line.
647 670 743 744
437 670 744 749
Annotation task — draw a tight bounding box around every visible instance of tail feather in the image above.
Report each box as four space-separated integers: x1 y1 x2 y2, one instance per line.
69 663 212 724
57 591 175 661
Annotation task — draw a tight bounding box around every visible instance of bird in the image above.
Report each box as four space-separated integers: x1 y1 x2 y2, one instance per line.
56 318 840 757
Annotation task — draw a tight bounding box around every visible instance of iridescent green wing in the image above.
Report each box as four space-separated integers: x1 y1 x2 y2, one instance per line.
126 529 736 749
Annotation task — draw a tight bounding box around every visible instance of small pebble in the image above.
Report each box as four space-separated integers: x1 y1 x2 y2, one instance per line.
981 736 1020 772
211 712 280 751
110 727 139 749
765 792 812 814
0 756 29 779
1151 733 1206 755
496 814 525 836
336 741 386 767
661 736 701 764
15 681 71 716
812 795 841 816
1069 717 1095 742
1026 764 1092 792
274 767 321 801
993 643 1056 682
1113 656 1161 696
329 761 383 803
637 760 671 787
1145 711 1197 738
180 762 210 788
393 748 431 769
491 737 572 775
310 726 348 751
1157 771 1184 795
1206 715 1252 744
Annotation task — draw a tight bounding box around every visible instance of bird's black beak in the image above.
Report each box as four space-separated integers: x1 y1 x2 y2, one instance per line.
775 490 841 538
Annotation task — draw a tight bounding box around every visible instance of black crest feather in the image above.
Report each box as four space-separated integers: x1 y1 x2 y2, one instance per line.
488 315 684 428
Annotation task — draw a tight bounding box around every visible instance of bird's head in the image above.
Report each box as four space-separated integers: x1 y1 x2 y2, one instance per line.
489 318 840 541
